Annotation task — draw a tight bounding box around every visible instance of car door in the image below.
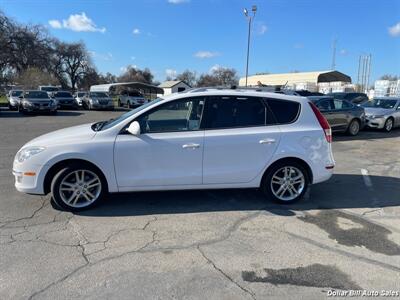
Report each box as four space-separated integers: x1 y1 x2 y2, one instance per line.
332 99 351 130
394 100 400 127
202 96 281 184
114 97 205 188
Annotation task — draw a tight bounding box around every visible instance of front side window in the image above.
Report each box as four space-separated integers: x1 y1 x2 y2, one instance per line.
203 96 266 129
136 98 205 133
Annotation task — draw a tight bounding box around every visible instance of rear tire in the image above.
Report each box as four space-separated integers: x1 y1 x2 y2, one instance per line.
383 118 394 132
261 160 309 204
51 164 106 212
347 119 360 136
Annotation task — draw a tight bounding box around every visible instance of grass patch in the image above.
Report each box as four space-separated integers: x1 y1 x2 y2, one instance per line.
0 95 7 104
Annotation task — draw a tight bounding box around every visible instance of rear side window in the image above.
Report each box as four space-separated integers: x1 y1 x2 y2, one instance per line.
203 96 266 129
266 98 301 124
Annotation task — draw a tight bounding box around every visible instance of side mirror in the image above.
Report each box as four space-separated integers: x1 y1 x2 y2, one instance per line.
126 121 141 136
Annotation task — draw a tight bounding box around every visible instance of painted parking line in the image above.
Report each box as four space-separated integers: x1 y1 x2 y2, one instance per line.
360 168 373 189
360 168 382 214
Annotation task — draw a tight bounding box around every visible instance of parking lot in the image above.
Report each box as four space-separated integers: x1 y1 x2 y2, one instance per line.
0 108 399 299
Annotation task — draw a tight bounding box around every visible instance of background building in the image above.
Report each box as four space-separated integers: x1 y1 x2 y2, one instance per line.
374 80 400 97
158 80 191 97
239 70 353 93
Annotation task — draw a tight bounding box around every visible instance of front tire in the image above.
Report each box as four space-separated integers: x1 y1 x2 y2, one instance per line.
347 119 360 136
261 161 309 204
383 118 394 132
51 164 106 211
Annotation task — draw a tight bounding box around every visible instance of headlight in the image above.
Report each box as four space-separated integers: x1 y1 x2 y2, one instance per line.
22 100 33 107
15 147 46 163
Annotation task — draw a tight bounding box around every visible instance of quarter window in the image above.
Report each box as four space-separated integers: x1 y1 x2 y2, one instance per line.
266 98 301 124
203 96 266 129
136 98 205 133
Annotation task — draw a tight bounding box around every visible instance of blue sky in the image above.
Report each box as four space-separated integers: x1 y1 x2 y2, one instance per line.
1 0 400 83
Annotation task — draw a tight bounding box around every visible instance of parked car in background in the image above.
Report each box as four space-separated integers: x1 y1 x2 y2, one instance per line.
38 86 59 97
7 90 23 110
308 96 365 136
118 90 147 108
13 89 335 211
362 97 400 132
327 92 369 105
18 90 57 114
74 91 87 108
53 91 77 109
83 92 114 110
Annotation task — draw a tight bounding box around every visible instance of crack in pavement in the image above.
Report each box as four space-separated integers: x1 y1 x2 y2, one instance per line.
197 245 256 300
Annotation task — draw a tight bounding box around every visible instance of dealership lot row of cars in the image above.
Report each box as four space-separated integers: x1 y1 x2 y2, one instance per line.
5 89 400 134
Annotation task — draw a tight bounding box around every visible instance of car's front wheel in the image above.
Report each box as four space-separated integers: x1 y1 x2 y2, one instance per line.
51 164 106 211
261 161 309 204
383 118 394 132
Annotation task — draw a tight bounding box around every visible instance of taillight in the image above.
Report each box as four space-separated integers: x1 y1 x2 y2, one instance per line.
308 102 332 143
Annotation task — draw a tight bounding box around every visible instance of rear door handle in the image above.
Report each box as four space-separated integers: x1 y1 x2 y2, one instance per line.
259 138 276 144
182 143 200 149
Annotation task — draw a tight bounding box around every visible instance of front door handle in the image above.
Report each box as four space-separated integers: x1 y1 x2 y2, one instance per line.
182 143 200 149
259 138 276 144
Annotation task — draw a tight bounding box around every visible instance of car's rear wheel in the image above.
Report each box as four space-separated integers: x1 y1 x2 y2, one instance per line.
383 118 393 132
51 164 106 211
347 119 360 136
261 161 309 204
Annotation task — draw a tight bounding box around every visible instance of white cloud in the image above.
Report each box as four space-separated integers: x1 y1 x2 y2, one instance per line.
209 64 221 73
49 12 106 33
168 0 190 4
259 24 268 35
388 22 400 37
194 51 220 59
165 69 177 78
132 28 141 35
89 51 113 61
48 20 62 29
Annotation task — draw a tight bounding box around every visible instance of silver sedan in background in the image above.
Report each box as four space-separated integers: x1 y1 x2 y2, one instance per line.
82 92 114 110
362 98 400 132
7 90 23 110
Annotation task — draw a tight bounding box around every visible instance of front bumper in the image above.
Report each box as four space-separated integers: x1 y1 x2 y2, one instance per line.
22 105 57 112
13 163 49 195
365 117 386 129
91 103 114 110
58 102 77 109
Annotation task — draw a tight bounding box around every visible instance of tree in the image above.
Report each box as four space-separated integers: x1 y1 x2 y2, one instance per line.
176 70 197 87
52 41 92 90
196 67 238 87
118 66 154 84
77 67 100 90
380 74 399 81
15 67 59 89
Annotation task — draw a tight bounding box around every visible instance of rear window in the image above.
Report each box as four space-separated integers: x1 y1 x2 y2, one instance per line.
266 98 301 124
55 92 73 97
203 96 266 129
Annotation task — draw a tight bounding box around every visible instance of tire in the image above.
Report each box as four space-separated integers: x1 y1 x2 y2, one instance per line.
50 164 106 211
261 160 309 204
347 119 360 136
383 118 394 132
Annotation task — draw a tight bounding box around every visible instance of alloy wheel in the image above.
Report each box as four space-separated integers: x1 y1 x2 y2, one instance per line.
270 166 305 201
349 120 360 135
385 119 393 132
59 169 102 208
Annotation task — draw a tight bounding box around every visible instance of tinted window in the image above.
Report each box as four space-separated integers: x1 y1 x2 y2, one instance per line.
128 91 143 97
90 92 109 98
136 98 205 133
266 98 301 123
77 92 86 97
333 99 346 109
55 92 73 98
11 91 23 96
342 100 353 108
204 96 266 129
24 91 49 99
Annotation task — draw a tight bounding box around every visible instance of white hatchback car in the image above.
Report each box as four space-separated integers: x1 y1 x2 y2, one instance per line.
13 88 335 211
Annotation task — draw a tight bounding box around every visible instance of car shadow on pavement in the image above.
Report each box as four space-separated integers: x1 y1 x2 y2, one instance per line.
76 173 400 217
333 128 400 141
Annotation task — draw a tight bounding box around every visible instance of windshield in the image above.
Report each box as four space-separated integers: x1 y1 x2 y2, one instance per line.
328 93 345 99
55 92 73 98
25 91 49 99
128 91 143 97
77 92 86 97
362 99 398 109
90 92 109 98
41 87 58 92
95 98 164 131
11 91 23 96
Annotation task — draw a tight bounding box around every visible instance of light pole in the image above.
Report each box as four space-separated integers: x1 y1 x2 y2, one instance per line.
244 5 257 87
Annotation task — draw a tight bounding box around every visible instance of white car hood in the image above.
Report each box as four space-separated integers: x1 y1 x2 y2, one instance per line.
364 107 393 116
24 123 96 148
